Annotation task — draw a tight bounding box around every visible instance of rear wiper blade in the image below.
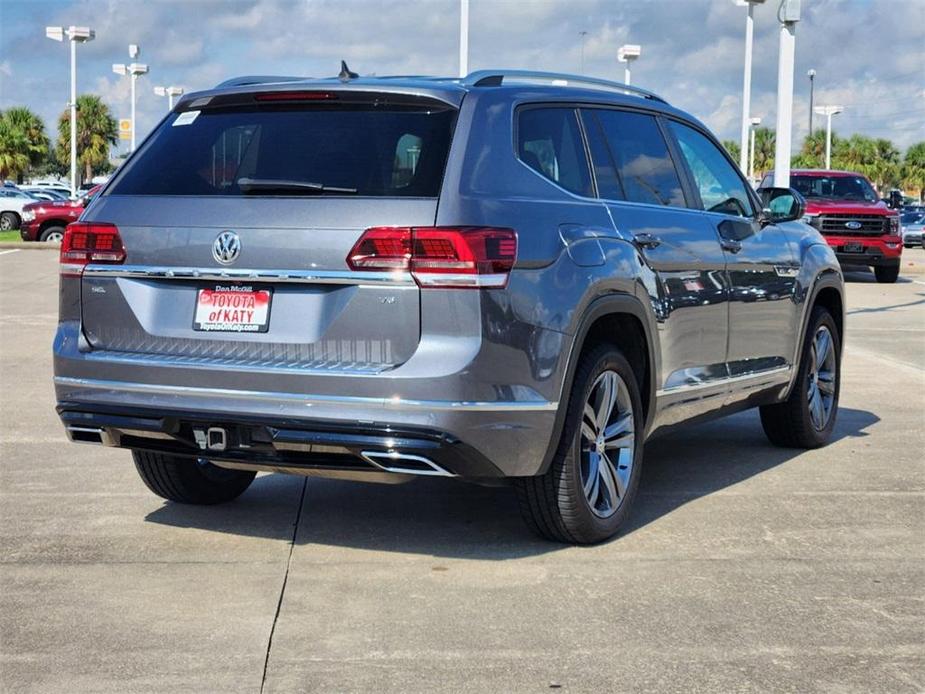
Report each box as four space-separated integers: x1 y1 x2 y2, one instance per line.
237 177 357 194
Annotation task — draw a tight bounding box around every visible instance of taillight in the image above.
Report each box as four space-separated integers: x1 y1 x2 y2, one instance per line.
60 222 125 275
347 227 517 288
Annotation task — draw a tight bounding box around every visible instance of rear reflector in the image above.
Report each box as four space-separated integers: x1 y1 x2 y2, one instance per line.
254 91 338 102
60 222 125 275
347 227 517 288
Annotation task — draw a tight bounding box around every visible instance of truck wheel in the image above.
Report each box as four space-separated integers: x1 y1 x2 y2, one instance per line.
0 212 20 231
760 307 840 449
874 264 900 284
132 450 256 504
39 226 65 243
514 344 644 544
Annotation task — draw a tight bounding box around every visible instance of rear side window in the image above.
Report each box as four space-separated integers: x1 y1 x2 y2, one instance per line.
517 108 593 197
594 109 685 207
109 104 456 197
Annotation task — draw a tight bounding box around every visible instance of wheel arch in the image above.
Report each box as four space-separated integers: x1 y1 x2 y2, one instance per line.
538 293 658 474
783 269 845 399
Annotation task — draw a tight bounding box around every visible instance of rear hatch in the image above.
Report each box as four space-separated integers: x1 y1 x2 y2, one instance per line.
79 89 457 373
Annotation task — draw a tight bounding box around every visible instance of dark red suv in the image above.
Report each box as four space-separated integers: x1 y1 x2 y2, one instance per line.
19 185 100 243
760 170 902 283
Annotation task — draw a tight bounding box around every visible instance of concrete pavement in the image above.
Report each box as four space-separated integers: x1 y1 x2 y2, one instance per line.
1 250 922 693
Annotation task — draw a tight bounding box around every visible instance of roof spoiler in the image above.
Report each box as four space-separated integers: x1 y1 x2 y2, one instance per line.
214 75 307 89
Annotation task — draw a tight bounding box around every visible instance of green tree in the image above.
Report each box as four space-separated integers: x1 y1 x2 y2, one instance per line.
791 129 832 169
0 107 49 182
903 142 925 202
56 94 117 184
751 127 775 177
722 139 741 164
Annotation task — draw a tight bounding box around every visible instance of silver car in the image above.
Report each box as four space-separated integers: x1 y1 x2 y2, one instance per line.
901 211 925 248
54 70 845 543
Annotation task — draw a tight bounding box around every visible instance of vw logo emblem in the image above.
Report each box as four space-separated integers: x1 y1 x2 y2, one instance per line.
844 221 862 230
212 231 241 265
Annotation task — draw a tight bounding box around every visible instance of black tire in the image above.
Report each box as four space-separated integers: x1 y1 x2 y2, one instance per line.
0 212 20 231
39 225 65 243
514 344 645 544
132 450 256 504
874 264 900 283
760 307 840 448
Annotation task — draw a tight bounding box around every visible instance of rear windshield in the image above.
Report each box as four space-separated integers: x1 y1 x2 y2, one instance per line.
109 103 456 197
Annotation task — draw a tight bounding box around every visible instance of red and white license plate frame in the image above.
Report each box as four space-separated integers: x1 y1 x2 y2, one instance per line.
193 285 272 333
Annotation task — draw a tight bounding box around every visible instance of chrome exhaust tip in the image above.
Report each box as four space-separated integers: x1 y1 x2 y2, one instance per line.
360 450 453 477
65 426 105 445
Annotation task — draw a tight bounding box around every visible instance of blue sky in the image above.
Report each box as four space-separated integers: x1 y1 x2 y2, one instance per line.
1 0 923 155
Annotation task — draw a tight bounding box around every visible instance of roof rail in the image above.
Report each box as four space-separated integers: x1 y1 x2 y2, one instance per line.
214 75 307 89
463 70 667 103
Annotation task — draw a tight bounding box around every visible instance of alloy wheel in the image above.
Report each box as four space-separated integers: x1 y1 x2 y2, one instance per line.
579 370 635 518
807 325 837 430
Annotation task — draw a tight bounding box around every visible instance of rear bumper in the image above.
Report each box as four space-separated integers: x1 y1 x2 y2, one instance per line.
823 234 903 267
53 323 562 478
57 402 506 480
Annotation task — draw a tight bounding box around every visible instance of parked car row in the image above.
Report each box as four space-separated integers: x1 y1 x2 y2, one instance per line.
0 181 106 236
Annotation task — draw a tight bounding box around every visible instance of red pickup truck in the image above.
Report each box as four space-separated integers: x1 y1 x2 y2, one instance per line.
760 170 902 283
19 185 100 243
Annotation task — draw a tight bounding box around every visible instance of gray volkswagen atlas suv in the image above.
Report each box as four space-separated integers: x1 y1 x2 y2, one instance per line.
54 70 845 543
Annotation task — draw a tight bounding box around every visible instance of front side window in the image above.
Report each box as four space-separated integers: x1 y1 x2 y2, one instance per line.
594 109 686 207
517 107 593 197
669 121 755 218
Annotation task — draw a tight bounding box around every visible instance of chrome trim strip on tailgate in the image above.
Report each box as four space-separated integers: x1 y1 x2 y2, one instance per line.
82 265 415 286
54 376 560 412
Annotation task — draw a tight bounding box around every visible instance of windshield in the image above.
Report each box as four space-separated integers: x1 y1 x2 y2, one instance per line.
109 103 456 197
901 212 924 224
790 174 878 203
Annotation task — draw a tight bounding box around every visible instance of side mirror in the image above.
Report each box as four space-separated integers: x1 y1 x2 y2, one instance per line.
888 190 903 210
756 187 806 225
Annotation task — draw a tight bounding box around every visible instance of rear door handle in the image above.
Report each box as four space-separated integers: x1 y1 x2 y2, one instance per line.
633 233 661 249
720 238 742 253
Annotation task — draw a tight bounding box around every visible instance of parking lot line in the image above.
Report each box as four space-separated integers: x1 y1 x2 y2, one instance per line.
0 249 22 256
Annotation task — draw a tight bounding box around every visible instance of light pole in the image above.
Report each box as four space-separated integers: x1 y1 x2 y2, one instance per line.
459 0 469 77
154 86 184 110
807 68 816 134
773 0 801 188
113 45 149 152
617 44 641 85
749 116 762 182
736 0 766 175
579 31 588 73
814 105 843 169
45 25 95 198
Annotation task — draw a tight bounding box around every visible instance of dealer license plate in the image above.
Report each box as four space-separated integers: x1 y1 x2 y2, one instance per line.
193 286 271 333
842 242 863 253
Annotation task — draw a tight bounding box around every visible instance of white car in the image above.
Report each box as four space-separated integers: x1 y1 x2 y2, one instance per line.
0 189 39 231
901 212 925 248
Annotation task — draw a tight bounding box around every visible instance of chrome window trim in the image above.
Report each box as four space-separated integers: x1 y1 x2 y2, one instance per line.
54 376 559 412
81 265 415 286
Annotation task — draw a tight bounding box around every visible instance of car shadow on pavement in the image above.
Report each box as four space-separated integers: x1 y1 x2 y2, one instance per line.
144 407 878 559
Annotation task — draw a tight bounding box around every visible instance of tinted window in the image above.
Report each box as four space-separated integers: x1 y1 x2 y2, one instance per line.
594 109 685 207
517 108 593 197
579 110 622 200
669 121 755 217
790 174 878 203
109 105 456 197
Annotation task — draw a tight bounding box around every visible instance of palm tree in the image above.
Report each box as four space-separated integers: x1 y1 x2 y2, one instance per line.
791 129 830 169
56 94 117 184
722 140 741 164
751 127 775 178
903 142 925 202
0 107 49 182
